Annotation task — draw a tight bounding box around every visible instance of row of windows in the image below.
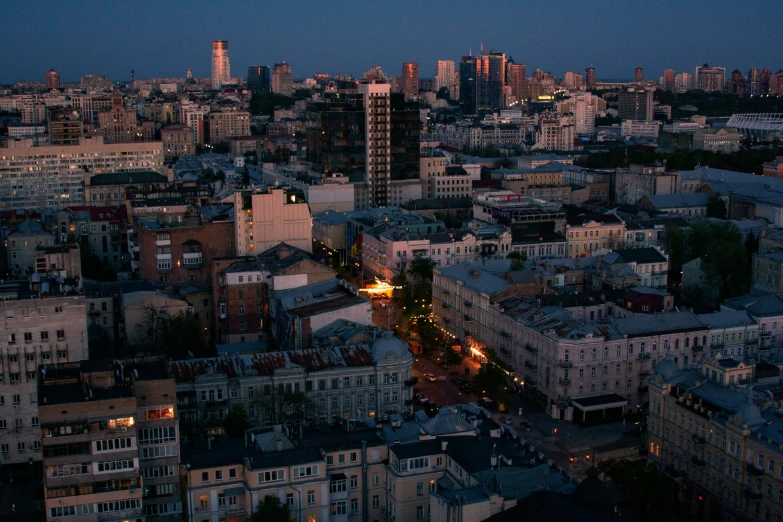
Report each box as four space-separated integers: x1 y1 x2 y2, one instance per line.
6 331 66 343
1 440 40 454
4 306 64 318
0 417 38 429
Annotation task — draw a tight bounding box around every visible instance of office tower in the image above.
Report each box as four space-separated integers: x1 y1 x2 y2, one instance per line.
459 50 506 116
635 67 643 83
247 65 271 94
211 40 230 89
402 62 419 99
45 68 60 90
728 69 747 95
435 60 455 92
586 67 596 89
663 69 675 91
390 93 420 181
563 71 584 90
760 69 772 95
747 68 760 95
359 81 391 207
507 63 526 100
271 62 293 95
694 64 726 92
618 88 654 121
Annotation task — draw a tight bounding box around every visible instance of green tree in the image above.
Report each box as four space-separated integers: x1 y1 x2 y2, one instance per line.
253 390 320 426
224 405 250 438
507 250 527 270
706 196 727 219
472 349 507 397
248 495 290 522
598 459 675 520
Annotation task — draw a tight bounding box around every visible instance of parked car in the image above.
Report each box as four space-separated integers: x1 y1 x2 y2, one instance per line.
415 393 429 404
450 376 463 386
498 415 513 425
519 421 532 432
426 373 438 382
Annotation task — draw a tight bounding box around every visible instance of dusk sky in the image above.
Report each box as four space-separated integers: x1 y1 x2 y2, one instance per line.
4 0 781 84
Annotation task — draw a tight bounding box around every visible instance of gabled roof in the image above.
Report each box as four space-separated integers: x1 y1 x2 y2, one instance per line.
642 193 709 209
610 247 667 264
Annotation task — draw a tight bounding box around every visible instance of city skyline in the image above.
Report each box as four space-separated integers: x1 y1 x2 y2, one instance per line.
3 0 781 84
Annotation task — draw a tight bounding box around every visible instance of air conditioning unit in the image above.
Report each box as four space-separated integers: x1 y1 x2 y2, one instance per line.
121 427 128 432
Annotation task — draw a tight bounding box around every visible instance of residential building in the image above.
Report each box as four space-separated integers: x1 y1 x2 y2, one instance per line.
359 81 392 207
171 323 413 427
762 158 783 179
565 210 625 257
247 65 271 94
98 92 153 144
136 205 235 284
600 247 669 288
533 112 575 151
614 163 680 205
618 88 653 121
675 73 692 91
637 193 709 217
212 244 336 344
698 309 759 360
85 206 131 273
208 109 251 145
694 64 726 92
0 140 164 210
39 357 181 521
83 171 169 207
161 123 195 159
212 40 230 90
646 358 783 522
402 62 419 99
435 60 456 92
121 288 190 346
507 62 527 101
273 279 372 350
563 71 584 90
662 69 675 91
180 103 210 146
234 189 312 255
634 67 643 83
0 277 88 466
620 120 662 140
271 62 293 96
419 155 473 199
47 107 84 146
586 66 596 89
5 220 55 278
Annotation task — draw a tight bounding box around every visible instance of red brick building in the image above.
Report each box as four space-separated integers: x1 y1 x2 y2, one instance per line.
137 207 235 285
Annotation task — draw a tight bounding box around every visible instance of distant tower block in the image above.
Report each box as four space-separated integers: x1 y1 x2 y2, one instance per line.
187 68 193 79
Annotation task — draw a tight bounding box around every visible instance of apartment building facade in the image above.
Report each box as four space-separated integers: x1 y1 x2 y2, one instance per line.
565 211 625 257
208 110 251 145
234 189 313 256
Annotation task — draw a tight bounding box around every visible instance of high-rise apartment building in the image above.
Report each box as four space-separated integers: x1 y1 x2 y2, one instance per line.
586 66 596 89
534 112 575 151
675 72 692 91
247 65 271 94
359 81 392 207
563 71 584 90
98 92 153 144
459 51 506 116
435 60 455 93
747 68 760 95
271 62 293 95
179 102 209 146
695 64 726 92
211 40 230 90
207 109 250 145
728 69 748 95
663 69 676 91
635 67 643 83
402 62 419 99
760 68 773 95
507 63 527 101
39 357 181 521
619 87 654 121
45 68 60 90
48 107 84 146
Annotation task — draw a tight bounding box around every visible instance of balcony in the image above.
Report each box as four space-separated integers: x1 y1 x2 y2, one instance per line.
692 345 704 353
638 352 651 360
637 385 649 393
499 347 510 356
183 252 203 268
500 330 512 339
692 433 706 445
524 361 537 370
691 456 706 468
464 300 473 308
526 377 537 386
746 463 764 477
463 314 472 322
98 508 144 522
558 359 572 368
524 344 538 354
745 488 763 501
558 378 571 385
442 303 450 309
638 370 650 376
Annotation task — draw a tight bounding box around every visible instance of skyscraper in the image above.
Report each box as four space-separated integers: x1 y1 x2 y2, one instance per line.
695 64 726 92
435 60 455 93
459 50 506 116
45 68 60 90
585 67 596 89
634 67 643 83
618 88 654 121
402 62 419 100
271 62 293 95
359 81 391 207
507 63 526 101
211 40 230 90
247 65 271 94
663 69 675 91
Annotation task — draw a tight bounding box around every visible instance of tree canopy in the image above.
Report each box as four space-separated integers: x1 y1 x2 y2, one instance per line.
248 495 290 522
598 459 675 520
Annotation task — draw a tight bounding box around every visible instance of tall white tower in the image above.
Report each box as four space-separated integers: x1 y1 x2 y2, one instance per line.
358 81 391 208
211 40 230 89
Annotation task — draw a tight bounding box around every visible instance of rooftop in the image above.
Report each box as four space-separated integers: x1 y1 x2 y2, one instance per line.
437 263 511 296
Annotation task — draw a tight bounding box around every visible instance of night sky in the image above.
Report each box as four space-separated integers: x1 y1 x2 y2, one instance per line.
3 0 781 84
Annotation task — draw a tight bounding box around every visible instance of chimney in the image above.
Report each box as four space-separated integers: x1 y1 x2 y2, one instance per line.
276 437 284 452
441 440 448 451
207 436 212 451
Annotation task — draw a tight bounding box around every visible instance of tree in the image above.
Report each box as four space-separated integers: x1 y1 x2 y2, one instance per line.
242 167 250 186
507 250 526 271
224 405 250 438
706 196 727 219
133 310 208 358
598 459 675 520
248 495 290 522
472 349 507 397
253 390 320 427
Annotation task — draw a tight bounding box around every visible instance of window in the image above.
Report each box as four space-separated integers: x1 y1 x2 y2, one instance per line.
57 330 65 341
417 505 424 520
308 490 315 505
258 469 286 483
286 493 294 507
351 498 359 513
331 479 347 493
293 465 318 478
350 475 358 488
373 495 380 508
350 451 358 463
372 472 380 485
215 470 223 481
417 482 424 496
201 472 209 483
40 331 49 341
331 501 347 516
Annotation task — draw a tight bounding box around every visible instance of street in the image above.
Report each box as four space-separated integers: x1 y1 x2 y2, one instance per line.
410 351 635 481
